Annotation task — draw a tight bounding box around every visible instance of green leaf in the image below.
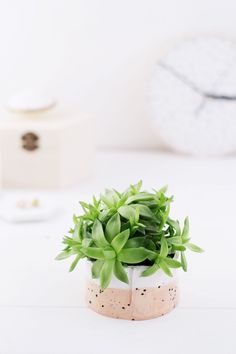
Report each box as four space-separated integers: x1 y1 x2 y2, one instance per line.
101 194 113 208
141 263 160 277
103 248 116 259
154 185 168 196
164 257 182 268
134 206 140 223
118 205 136 220
131 204 155 219
118 247 149 264
92 219 109 247
144 239 156 251
181 251 187 271
112 189 122 198
128 180 143 195
100 259 115 289
73 223 82 242
91 260 104 278
63 236 80 247
182 217 189 241
114 260 129 284
107 189 120 204
146 250 157 261
167 219 181 236
69 254 83 272
82 247 104 260
79 201 90 212
186 243 204 253
81 238 93 248
171 244 186 251
73 214 79 224
55 249 77 260
126 193 154 204
135 180 143 191
105 213 121 242
160 237 169 257
101 189 119 208
124 237 145 248
111 229 130 254
159 260 173 276
159 204 170 228
168 236 182 245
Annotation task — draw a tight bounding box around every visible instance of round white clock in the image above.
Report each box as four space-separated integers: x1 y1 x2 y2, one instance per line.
149 36 236 156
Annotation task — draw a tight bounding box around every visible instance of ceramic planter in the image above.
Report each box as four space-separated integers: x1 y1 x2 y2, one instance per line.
86 261 179 321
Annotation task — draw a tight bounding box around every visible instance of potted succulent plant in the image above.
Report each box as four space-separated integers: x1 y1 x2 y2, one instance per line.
56 181 203 320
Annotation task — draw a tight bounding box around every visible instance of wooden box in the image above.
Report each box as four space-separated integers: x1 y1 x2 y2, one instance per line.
0 94 94 188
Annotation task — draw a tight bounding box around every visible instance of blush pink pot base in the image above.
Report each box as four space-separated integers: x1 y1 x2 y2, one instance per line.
86 280 179 321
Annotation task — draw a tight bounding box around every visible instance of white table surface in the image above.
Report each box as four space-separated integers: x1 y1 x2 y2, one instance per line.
0 150 236 354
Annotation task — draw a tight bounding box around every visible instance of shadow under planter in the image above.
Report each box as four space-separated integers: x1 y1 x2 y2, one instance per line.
86 262 179 321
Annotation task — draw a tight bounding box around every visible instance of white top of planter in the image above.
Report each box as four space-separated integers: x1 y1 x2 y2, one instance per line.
6 91 56 113
86 261 178 290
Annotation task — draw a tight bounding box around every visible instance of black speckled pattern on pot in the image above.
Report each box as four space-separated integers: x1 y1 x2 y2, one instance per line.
86 280 179 320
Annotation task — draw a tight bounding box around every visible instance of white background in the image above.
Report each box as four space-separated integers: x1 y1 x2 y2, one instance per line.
1 0 236 148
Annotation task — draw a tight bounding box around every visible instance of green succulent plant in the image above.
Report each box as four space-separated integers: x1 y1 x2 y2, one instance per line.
56 181 203 289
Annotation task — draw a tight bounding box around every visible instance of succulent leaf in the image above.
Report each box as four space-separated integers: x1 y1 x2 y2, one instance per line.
105 213 121 243
114 260 129 284
111 229 130 254
91 260 104 278
100 259 115 290
92 219 109 248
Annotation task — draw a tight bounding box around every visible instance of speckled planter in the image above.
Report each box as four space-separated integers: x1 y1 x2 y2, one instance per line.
86 261 179 321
